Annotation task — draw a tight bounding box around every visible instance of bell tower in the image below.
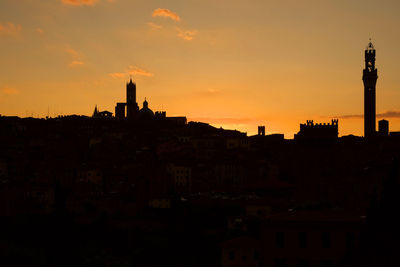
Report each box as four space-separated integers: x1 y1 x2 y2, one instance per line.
362 40 378 138
126 78 139 119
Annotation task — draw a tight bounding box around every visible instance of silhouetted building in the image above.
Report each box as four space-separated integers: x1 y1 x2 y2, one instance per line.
220 211 364 267
363 41 378 138
258 126 265 136
92 105 113 118
126 78 139 119
115 102 126 119
155 111 166 119
139 98 155 120
99 111 113 117
166 116 187 125
167 163 192 194
113 80 187 124
378 119 389 136
294 119 338 141
92 105 99 117
220 236 261 267
389 131 400 138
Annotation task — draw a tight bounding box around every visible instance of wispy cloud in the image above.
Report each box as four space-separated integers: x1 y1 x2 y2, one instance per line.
109 66 154 79
65 46 79 58
64 45 85 67
69 60 85 67
378 111 400 118
207 88 219 94
152 8 181 22
150 9 198 41
194 88 222 98
177 28 197 41
1 86 19 95
109 72 126 79
337 110 400 119
36 28 44 35
147 22 162 29
128 66 154 77
0 22 22 36
61 0 99 6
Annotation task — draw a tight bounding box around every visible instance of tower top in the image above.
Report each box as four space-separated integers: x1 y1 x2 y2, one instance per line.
127 76 135 86
366 39 375 51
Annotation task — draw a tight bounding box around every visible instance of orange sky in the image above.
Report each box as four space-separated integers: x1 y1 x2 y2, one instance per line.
1 0 400 137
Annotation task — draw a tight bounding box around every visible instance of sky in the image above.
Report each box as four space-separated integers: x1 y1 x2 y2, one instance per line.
1 0 400 137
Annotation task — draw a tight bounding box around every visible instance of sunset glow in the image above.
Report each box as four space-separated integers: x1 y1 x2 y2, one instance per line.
1 0 400 137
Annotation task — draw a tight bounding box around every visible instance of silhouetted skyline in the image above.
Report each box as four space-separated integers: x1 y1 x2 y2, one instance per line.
3 3 400 265
1 1 400 137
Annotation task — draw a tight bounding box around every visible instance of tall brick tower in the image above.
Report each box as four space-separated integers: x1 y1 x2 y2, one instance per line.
126 78 139 119
362 41 378 138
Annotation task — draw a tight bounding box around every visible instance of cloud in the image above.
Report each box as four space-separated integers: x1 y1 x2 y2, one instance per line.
151 9 198 41
177 28 197 41
128 66 154 77
152 8 181 22
36 28 44 35
194 88 222 98
377 111 400 118
147 22 162 29
0 22 22 36
337 110 400 119
207 88 219 94
64 45 85 67
109 72 126 79
69 60 85 67
1 86 19 95
109 66 154 79
61 0 99 6
65 46 80 58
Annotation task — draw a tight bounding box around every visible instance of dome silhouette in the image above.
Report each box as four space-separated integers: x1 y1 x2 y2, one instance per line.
139 98 154 120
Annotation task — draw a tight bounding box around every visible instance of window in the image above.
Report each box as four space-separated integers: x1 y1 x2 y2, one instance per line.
322 232 331 248
276 232 285 248
298 232 307 248
274 259 286 267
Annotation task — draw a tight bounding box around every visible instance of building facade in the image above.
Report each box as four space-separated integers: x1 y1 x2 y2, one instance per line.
294 120 338 141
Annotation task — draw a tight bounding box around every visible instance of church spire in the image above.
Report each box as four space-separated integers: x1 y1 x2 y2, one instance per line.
92 105 99 117
143 97 148 108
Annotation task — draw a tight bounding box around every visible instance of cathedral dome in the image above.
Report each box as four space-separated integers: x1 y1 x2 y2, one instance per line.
139 98 154 120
